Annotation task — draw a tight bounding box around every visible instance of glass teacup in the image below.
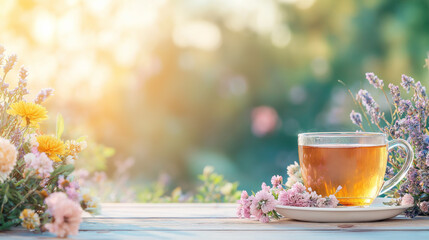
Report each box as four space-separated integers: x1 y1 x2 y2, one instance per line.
298 132 413 206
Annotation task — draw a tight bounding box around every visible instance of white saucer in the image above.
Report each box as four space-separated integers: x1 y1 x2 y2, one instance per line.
275 198 412 223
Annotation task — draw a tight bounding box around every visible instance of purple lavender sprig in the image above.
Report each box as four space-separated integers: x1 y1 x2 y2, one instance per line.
350 110 362 127
347 71 429 218
366 72 384 89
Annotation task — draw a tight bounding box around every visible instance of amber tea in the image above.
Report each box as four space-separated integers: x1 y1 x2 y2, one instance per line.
299 144 388 206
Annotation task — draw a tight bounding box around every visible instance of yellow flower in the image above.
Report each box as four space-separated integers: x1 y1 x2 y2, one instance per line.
65 140 87 158
7 101 48 128
81 193 101 214
37 135 65 162
19 209 40 231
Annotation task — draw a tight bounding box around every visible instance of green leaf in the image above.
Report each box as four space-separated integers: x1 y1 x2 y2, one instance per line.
76 136 88 142
51 164 75 178
56 114 64 139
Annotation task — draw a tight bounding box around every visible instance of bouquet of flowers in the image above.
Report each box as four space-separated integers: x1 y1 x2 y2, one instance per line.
0 45 98 237
347 66 429 217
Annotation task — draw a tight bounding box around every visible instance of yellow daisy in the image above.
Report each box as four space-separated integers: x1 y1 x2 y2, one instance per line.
7 101 48 128
19 209 40 231
37 135 65 162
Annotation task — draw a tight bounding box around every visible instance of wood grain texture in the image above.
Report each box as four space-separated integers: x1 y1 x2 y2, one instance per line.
2 203 429 240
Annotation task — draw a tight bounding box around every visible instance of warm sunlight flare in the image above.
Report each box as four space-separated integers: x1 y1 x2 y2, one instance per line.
1 0 429 237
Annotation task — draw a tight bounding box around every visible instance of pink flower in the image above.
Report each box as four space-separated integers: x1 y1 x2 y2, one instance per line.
317 195 339 208
65 187 80 202
249 190 277 223
259 215 270 223
278 182 339 208
291 182 306 193
57 176 81 202
44 192 82 238
261 182 271 192
420 201 429 213
278 188 309 207
253 190 277 213
24 152 53 178
236 191 252 219
271 175 283 188
401 194 414 206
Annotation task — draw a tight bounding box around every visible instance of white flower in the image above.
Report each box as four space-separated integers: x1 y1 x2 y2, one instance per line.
0 137 18 182
66 156 75 165
220 182 233 195
25 133 39 148
285 161 303 188
24 153 36 165
203 166 214 176
24 152 53 178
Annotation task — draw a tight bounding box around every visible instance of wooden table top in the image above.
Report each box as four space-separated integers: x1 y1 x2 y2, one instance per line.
2 203 429 239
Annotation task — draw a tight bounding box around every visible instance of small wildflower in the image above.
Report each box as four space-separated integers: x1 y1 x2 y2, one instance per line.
401 74 415 92
250 190 277 223
398 100 413 115
40 189 49 199
388 83 401 106
65 140 87 158
0 45 5 60
420 201 429 213
81 191 101 214
270 175 283 188
356 89 380 123
220 182 234 195
34 88 54 104
236 191 252 219
3 54 17 75
415 81 427 98
203 166 214 177
401 194 414 206
285 161 302 188
19 209 40 231
23 152 53 178
366 72 384 89
350 110 362 126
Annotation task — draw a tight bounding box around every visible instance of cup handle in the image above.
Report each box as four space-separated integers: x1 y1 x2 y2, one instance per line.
379 139 414 195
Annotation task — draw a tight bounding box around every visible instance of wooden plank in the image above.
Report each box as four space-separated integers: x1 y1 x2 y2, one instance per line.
79 216 429 231
2 230 429 240
3 203 429 239
7 216 429 233
97 203 238 218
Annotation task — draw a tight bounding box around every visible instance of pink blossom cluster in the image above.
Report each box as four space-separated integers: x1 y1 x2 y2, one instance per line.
401 193 414 206
23 151 53 179
237 176 340 223
419 201 429 213
45 192 82 238
58 175 80 202
278 182 340 208
237 183 278 223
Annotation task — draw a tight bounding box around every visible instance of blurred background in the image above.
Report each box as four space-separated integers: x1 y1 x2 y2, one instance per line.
1 0 429 200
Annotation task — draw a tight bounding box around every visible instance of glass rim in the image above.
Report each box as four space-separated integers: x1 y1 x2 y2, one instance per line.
298 132 387 138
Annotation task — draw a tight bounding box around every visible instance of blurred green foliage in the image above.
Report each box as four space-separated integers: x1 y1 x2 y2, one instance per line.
2 0 429 193
134 166 240 203
76 142 115 172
